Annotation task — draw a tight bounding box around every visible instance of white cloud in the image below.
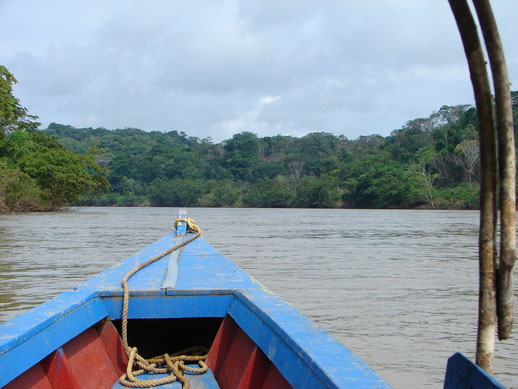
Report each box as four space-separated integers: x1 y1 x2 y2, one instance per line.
260 95 280 105
1 0 518 142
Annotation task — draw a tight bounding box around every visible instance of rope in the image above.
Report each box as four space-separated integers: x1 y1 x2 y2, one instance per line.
119 218 203 388
174 216 201 234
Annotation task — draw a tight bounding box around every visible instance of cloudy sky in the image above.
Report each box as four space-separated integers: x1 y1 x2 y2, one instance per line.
2 1 517 142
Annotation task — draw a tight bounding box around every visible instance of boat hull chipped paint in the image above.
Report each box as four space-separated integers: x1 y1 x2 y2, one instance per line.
0 222 506 388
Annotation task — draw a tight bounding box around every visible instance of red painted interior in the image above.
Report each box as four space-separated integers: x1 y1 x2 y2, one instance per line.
217 328 257 388
207 316 238 375
6 320 123 389
238 347 271 389
6 316 292 389
40 347 80 389
96 319 128 376
207 316 293 389
4 362 53 389
261 363 292 389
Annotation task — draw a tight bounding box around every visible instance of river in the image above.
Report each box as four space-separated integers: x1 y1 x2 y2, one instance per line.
0 207 516 388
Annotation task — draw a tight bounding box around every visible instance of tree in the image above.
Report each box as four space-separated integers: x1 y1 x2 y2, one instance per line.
0 65 39 137
384 120 434 163
437 104 472 126
409 148 439 208
211 180 240 207
473 0 516 343
1 67 109 212
223 132 261 180
454 139 480 182
243 176 294 208
120 176 138 197
342 152 413 208
449 0 515 373
0 161 42 212
449 0 497 373
5 130 109 209
148 178 205 207
43 94 518 212
286 158 305 189
296 175 341 208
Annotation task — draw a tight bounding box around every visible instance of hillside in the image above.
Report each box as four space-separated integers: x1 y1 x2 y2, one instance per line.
44 93 518 209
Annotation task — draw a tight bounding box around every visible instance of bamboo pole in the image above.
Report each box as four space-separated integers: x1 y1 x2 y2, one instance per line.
448 0 498 374
473 0 516 341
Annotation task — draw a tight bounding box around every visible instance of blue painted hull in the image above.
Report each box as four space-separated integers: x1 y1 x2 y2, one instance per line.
0 229 506 388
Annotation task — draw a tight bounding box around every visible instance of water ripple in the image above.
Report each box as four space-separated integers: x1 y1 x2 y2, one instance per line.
0 207 516 388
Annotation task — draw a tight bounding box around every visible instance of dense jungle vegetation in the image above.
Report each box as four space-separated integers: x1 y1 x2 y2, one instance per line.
46 92 518 209
0 66 108 212
2 64 518 211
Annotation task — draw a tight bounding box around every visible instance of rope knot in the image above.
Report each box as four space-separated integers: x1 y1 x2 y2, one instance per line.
175 217 202 235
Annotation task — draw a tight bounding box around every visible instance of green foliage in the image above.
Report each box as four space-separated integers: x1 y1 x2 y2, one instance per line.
243 176 295 208
435 182 480 209
342 152 413 208
5 130 109 209
8 65 518 212
197 180 241 207
223 132 261 180
0 65 40 136
0 159 43 212
42 92 518 210
0 66 109 212
296 175 341 208
148 178 206 207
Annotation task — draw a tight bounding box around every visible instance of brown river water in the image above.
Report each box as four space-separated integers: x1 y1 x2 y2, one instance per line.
0 207 516 388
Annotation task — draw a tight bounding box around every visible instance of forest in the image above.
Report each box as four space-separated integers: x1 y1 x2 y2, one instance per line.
2 64 518 211
0 66 108 212
46 93 518 209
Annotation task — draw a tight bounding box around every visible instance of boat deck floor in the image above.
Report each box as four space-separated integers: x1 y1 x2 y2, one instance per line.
111 370 220 388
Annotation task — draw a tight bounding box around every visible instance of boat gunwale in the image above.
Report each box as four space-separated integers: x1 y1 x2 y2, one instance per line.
0 231 391 388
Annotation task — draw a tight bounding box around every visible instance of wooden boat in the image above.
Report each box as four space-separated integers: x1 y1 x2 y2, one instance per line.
0 212 506 388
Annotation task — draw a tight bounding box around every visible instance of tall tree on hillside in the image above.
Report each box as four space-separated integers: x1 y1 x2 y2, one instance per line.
449 0 515 374
455 139 480 182
223 132 261 180
0 65 40 137
409 148 438 208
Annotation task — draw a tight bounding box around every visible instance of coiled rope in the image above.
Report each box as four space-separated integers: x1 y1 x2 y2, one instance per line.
119 217 204 388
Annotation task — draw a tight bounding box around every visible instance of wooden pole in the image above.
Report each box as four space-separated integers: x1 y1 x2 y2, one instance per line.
448 0 498 374
472 0 516 341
